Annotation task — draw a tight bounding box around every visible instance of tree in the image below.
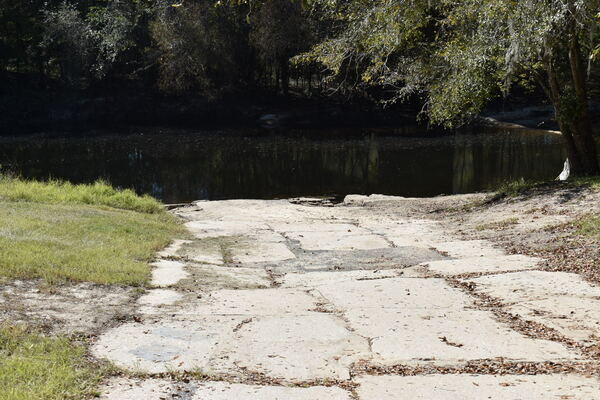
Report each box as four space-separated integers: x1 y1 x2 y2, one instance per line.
250 0 310 95
42 1 149 86
305 0 600 176
42 2 94 86
0 0 47 78
150 1 252 95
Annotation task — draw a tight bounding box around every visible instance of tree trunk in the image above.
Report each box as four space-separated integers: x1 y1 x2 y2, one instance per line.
280 57 289 96
545 40 599 176
566 34 600 176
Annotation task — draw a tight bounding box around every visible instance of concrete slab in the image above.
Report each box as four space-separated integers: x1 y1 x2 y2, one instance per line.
94 285 367 379
469 271 600 300
422 255 541 276
157 239 193 258
231 240 296 264
150 260 190 287
218 314 370 380
186 200 318 225
187 264 271 290
197 288 317 316
185 220 270 238
177 239 225 265
433 240 505 258
138 289 183 307
355 220 452 248
94 198 596 388
92 317 239 373
272 222 368 234
272 247 446 273
281 270 401 288
355 374 600 399
469 271 600 344
344 194 403 205
318 278 580 365
287 231 390 251
385 235 440 248
192 382 352 399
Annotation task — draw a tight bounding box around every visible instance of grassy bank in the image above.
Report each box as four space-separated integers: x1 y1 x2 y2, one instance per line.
493 176 600 198
0 178 186 399
0 326 102 400
0 177 185 285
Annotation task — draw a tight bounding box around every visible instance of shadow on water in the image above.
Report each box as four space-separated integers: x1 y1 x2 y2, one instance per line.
0 127 568 203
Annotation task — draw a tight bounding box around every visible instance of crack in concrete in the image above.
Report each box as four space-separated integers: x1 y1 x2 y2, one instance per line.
441 275 600 359
351 359 600 377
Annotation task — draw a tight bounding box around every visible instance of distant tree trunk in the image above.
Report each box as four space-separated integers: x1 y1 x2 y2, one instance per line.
546 36 600 177
280 57 289 96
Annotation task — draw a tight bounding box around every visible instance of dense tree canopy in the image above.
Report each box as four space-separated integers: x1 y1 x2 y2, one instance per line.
1 0 599 174
303 0 600 175
0 0 315 94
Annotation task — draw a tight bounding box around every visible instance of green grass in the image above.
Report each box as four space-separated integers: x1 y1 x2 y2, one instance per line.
492 175 600 198
572 176 600 191
0 326 102 400
475 217 519 231
493 178 540 197
0 178 185 285
0 176 164 214
576 213 600 238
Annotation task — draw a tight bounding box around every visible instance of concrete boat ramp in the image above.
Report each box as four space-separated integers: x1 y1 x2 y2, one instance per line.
95 197 600 399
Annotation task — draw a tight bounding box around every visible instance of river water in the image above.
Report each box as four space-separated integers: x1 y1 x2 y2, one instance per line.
0 126 566 204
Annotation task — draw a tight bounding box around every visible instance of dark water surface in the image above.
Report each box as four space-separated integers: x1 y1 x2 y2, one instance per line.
0 127 567 204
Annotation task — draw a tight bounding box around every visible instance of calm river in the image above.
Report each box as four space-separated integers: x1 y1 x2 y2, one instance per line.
0 127 566 203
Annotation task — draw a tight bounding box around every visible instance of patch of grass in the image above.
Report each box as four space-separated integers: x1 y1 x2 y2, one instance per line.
0 325 102 400
0 176 163 214
572 176 600 191
0 179 186 285
575 213 600 238
490 175 600 200
493 178 540 197
475 217 519 231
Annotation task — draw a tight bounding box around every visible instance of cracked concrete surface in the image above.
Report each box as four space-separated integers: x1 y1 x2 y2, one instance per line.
96 196 600 399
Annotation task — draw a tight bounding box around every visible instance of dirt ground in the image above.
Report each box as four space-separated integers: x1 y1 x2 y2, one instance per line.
418 183 598 284
0 279 139 336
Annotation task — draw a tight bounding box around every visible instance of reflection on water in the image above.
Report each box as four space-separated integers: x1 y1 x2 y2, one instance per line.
0 127 567 203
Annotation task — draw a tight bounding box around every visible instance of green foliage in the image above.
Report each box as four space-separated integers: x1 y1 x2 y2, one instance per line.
40 1 150 84
250 0 310 64
0 325 101 400
1 0 319 95
150 1 248 94
303 0 600 126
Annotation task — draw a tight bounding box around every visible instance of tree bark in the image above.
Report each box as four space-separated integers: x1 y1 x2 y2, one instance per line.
567 34 600 176
545 40 599 176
